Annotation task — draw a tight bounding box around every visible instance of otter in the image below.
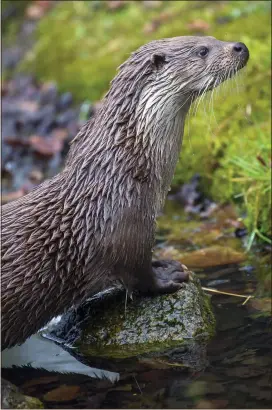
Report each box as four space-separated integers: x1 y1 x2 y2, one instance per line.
1 36 249 350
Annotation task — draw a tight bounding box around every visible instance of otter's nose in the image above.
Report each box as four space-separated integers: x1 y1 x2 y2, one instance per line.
232 42 249 57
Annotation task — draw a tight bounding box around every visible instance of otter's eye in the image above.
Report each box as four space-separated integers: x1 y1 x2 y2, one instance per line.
151 53 166 70
198 47 209 57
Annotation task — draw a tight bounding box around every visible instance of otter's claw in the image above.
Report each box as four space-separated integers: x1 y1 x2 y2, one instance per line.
151 259 189 294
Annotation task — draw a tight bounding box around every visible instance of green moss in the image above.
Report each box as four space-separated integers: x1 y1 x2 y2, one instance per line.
75 275 215 359
201 292 216 337
18 0 271 243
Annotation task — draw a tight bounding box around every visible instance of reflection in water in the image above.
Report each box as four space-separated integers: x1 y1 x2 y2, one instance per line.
2 333 119 382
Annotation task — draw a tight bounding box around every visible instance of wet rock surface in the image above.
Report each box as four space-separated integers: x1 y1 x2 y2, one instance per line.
1 378 43 409
42 273 215 374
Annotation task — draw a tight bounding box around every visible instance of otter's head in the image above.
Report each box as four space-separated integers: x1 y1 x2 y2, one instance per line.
113 36 249 106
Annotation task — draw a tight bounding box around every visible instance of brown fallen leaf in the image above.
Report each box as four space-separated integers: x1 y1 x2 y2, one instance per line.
43 385 81 402
181 246 246 268
51 127 69 141
26 1 53 19
5 136 29 147
143 9 174 35
36 0 54 11
22 375 60 389
143 19 161 34
187 19 210 32
1 189 25 205
18 100 39 113
107 1 127 11
29 135 63 157
158 245 246 269
158 11 175 22
249 298 272 315
196 399 229 409
1 81 9 96
25 5 44 20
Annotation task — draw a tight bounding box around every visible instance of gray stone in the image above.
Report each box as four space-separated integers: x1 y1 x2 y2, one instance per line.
1 378 43 409
46 273 215 374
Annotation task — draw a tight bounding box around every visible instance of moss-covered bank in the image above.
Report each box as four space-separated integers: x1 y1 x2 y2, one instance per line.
9 1 272 244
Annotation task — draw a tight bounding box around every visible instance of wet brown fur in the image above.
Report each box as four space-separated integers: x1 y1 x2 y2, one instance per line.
1 36 249 349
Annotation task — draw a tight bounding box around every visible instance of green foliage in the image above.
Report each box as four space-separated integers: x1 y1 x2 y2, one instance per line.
14 0 271 243
229 152 271 248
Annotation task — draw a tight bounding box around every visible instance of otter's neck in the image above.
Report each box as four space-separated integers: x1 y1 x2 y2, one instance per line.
65 78 192 215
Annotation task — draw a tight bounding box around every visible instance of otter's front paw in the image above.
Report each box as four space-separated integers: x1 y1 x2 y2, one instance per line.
151 260 189 294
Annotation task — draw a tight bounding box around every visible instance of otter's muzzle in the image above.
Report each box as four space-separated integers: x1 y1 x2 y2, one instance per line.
231 42 249 67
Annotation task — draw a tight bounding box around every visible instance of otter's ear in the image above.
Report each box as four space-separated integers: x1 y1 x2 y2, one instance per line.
151 53 166 70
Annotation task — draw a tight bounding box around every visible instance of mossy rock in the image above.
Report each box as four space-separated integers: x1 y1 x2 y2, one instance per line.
1 378 43 409
49 273 215 373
